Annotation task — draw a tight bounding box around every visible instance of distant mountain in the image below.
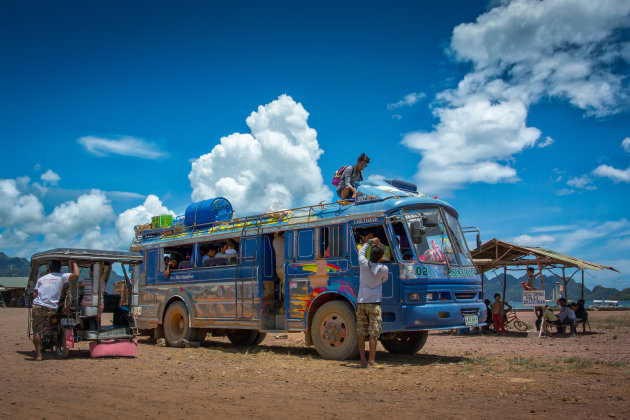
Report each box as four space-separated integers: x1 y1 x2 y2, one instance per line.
0 252 30 277
612 288 630 300
483 273 626 302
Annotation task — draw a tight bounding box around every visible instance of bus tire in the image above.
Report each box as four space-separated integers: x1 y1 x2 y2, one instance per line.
163 301 193 348
252 331 267 345
380 331 428 355
227 329 259 346
311 300 358 360
192 328 207 343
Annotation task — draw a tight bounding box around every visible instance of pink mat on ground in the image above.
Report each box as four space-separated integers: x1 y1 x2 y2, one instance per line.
89 339 138 358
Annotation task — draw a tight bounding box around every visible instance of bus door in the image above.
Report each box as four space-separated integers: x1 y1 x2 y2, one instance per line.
351 223 398 320
236 236 258 320
260 233 283 330
146 249 158 285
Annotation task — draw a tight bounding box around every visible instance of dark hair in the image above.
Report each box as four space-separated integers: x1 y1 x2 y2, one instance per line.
484 299 491 305
494 293 500 298
527 267 534 273
49 260 61 273
357 153 370 164
369 243 385 263
577 299 585 305
569 302 577 308
558 298 567 304
227 238 237 248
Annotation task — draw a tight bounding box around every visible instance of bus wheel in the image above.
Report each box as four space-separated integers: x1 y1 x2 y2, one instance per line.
380 331 428 355
252 332 267 345
192 329 207 343
163 301 193 347
55 332 70 359
227 330 260 346
311 301 358 360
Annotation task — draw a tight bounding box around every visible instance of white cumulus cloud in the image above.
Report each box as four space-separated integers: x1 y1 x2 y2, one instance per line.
593 165 630 183
116 195 174 246
41 190 115 239
78 136 167 159
538 136 554 148
403 0 630 194
387 92 425 110
567 175 596 190
0 178 45 227
189 94 332 214
592 137 630 183
40 169 60 185
512 234 557 247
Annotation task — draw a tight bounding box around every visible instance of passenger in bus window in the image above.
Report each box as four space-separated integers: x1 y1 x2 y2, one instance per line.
226 239 238 256
337 153 370 199
165 257 179 278
201 244 219 266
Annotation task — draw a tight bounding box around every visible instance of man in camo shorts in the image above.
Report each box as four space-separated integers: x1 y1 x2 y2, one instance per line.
357 238 389 368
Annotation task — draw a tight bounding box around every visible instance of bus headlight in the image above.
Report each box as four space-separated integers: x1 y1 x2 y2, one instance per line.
409 293 421 301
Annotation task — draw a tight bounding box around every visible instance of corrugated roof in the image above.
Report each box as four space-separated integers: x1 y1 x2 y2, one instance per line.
0 277 29 289
471 238 618 272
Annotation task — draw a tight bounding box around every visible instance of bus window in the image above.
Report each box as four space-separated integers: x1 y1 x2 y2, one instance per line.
318 225 344 258
297 229 314 260
163 244 194 271
352 225 394 262
198 238 241 267
392 221 414 261
405 210 455 265
443 211 474 266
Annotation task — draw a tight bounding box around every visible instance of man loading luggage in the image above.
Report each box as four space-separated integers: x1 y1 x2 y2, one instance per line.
31 260 79 360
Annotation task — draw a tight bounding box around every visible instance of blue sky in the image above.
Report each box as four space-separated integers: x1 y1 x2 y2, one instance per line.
1 0 629 289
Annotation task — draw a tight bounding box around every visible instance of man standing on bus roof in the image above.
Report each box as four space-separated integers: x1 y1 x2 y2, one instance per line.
337 153 370 199
357 237 388 368
31 260 79 360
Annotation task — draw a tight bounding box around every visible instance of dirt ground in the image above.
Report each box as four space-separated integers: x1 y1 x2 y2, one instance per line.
1 308 629 420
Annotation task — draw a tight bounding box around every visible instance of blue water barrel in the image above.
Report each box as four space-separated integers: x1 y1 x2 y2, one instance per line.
184 197 233 227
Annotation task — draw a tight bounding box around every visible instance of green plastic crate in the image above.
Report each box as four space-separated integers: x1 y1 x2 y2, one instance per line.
151 214 173 229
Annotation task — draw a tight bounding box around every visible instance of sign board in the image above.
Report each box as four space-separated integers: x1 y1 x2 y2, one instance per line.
522 290 545 306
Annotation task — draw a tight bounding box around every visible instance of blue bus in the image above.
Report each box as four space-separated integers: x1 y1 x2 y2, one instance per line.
130 179 485 360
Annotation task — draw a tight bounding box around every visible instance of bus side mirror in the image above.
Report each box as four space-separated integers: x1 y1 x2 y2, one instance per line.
422 213 439 228
409 221 425 243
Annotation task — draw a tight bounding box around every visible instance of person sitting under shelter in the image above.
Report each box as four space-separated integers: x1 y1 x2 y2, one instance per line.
575 299 588 323
557 298 577 333
542 305 562 328
521 267 540 290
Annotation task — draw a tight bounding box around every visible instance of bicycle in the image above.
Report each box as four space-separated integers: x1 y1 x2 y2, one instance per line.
503 309 528 331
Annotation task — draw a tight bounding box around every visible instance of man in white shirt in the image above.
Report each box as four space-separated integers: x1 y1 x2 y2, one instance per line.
356 238 389 368
31 260 79 360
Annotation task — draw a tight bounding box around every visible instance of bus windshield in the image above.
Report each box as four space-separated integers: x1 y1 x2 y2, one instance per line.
401 208 473 266
442 211 474 266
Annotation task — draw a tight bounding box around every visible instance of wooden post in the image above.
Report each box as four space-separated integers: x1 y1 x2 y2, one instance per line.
480 268 485 298
502 266 507 302
562 267 568 300
581 269 584 300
